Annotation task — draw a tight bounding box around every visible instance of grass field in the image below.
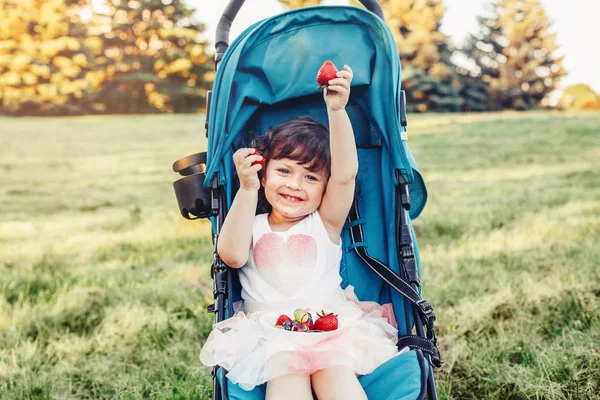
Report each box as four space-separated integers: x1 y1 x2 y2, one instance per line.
1 111 599 399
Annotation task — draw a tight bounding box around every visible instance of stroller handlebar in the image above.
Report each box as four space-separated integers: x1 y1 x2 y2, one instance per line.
214 0 385 67
356 0 385 19
215 0 244 67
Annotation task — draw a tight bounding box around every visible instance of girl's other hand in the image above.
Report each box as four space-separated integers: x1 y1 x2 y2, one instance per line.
233 148 263 191
324 65 353 112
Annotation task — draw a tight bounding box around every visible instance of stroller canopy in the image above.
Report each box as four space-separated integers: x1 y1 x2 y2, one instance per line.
204 5 427 220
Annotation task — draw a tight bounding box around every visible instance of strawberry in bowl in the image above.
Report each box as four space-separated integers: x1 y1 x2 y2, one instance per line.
270 308 339 333
314 310 338 332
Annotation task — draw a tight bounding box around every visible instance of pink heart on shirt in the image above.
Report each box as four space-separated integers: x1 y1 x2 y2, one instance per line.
253 233 317 295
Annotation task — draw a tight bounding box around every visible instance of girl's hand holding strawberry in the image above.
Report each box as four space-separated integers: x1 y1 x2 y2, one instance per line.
323 64 353 112
233 147 263 191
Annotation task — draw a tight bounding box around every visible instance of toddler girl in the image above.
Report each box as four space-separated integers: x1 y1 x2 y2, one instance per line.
200 65 398 400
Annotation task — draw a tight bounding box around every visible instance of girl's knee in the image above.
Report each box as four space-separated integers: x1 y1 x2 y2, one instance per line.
312 366 367 400
266 374 312 400
312 365 355 382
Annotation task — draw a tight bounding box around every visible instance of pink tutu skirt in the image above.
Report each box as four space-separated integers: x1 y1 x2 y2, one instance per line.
199 295 398 391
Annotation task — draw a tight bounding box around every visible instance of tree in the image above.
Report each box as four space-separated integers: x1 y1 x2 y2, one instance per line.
462 0 565 110
96 0 211 113
559 84 600 110
377 0 465 112
0 0 103 115
278 0 320 9
454 67 493 112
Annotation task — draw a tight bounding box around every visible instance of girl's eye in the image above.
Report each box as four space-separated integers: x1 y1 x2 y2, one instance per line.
277 168 290 174
305 175 318 182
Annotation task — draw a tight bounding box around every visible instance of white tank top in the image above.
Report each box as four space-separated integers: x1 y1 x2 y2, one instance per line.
239 211 344 310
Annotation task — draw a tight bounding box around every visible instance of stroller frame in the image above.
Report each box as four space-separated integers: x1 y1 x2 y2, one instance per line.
172 1 442 399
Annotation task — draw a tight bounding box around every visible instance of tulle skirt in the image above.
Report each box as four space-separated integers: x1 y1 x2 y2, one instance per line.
199 297 398 391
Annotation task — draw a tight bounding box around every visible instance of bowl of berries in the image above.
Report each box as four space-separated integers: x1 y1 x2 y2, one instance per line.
260 308 342 344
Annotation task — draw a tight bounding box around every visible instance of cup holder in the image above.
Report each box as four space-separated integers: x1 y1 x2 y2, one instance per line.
172 152 214 220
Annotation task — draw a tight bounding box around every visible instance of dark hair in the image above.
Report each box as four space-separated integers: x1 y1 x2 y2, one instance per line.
251 116 331 214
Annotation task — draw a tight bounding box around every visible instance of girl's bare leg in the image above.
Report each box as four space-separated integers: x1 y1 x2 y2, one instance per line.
266 374 312 400
312 366 368 400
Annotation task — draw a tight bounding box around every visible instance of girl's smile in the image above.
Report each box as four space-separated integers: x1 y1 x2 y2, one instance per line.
280 193 303 202
262 158 327 225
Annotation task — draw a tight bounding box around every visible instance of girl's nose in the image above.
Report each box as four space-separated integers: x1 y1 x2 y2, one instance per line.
286 182 301 190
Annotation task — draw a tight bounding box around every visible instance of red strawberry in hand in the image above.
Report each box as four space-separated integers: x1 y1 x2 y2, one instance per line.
314 310 339 332
316 60 339 91
250 151 264 166
275 314 292 326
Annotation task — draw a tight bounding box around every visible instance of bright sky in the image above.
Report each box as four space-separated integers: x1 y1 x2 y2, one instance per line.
190 0 600 93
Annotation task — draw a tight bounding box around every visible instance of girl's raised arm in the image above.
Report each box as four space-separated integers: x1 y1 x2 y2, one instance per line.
318 65 358 241
217 148 263 268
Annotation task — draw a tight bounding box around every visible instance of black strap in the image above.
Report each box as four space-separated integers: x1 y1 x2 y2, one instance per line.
347 201 436 332
347 200 442 368
397 335 443 368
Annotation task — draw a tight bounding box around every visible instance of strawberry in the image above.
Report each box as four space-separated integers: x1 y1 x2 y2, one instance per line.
275 314 292 326
250 150 264 166
314 310 338 332
316 60 339 91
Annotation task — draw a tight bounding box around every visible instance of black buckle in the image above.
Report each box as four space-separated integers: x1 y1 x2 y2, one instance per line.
205 90 212 137
431 351 443 368
210 259 226 279
395 171 411 210
417 299 435 320
416 298 436 335
212 260 227 298
400 90 408 127
430 333 443 368
210 175 220 215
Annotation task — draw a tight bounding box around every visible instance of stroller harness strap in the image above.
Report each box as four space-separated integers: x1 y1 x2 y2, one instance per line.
347 201 434 325
396 335 442 368
346 198 442 368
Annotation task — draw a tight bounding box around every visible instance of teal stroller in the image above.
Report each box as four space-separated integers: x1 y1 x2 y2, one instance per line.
172 1 442 398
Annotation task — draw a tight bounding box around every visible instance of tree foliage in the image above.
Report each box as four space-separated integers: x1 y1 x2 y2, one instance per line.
370 0 466 112
0 0 211 115
278 0 320 9
463 0 565 110
0 0 103 115
454 68 493 112
558 84 600 110
1 0 570 115
96 0 212 113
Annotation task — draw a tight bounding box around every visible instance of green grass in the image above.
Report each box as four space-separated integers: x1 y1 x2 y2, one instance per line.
1 115 215 399
1 111 599 399
411 112 600 399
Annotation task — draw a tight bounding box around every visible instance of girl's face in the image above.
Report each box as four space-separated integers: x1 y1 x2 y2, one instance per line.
261 157 327 223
